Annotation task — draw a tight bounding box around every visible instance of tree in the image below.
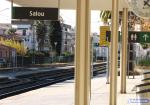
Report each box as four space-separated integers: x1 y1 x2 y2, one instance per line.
48 20 62 55
35 20 47 51
100 10 111 25
6 28 16 35
0 37 26 55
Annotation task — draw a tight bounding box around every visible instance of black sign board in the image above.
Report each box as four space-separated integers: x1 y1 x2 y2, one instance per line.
106 31 111 42
129 62 134 71
129 52 134 60
12 7 58 20
106 31 121 42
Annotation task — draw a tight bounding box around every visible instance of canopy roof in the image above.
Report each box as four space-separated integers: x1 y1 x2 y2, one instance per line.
8 0 128 10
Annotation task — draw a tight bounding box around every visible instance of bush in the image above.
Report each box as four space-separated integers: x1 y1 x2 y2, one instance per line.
138 59 150 66
35 51 45 57
61 52 72 57
25 50 49 57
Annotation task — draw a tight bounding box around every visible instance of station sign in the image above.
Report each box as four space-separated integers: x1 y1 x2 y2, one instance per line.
128 31 150 43
12 7 58 20
100 26 110 46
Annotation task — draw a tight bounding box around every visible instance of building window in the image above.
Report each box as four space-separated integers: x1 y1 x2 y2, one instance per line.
44 40 48 43
23 29 26 36
65 28 67 31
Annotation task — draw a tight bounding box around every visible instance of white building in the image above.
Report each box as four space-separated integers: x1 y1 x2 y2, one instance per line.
0 24 11 35
12 23 38 51
92 33 108 60
61 24 75 55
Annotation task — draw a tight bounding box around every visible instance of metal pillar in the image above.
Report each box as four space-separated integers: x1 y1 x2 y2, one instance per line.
109 0 119 105
121 8 128 94
106 47 110 84
75 0 91 105
32 22 36 64
108 43 112 84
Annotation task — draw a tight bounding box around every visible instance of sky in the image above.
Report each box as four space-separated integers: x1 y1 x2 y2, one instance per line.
0 0 11 23
0 0 101 33
60 10 101 33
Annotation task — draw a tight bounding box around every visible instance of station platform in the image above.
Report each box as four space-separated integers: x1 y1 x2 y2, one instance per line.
0 74 146 105
0 65 74 79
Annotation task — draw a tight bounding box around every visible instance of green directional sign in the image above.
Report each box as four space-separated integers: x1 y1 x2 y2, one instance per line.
128 31 150 43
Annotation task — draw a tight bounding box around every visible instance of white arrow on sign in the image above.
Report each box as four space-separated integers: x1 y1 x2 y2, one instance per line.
143 34 149 41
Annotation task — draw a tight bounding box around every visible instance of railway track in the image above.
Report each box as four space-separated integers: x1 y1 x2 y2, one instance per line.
0 62 107 99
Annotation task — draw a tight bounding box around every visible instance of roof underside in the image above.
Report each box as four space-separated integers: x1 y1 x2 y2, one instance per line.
8 0 129 10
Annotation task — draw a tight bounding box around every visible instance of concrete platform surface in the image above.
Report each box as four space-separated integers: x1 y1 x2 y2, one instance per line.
0 75 147 105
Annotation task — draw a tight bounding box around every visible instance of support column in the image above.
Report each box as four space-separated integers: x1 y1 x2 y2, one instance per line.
109 0 119 105
121 8 128 93
75 0 91 105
